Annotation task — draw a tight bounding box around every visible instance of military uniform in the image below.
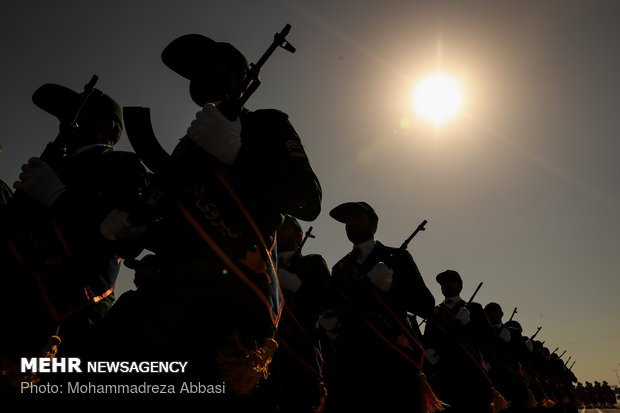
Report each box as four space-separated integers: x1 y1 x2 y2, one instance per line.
484 317 534 412
100 34 322 405
268 245 331 412
423 271 496 413
323 233 435 412
0 84 148 392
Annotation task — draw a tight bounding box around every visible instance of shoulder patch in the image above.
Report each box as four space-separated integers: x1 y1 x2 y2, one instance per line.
285 140 307 159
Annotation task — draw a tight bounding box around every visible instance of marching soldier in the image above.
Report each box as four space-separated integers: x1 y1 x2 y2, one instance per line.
482 304 535 412
423 270 502 413
0 82 148 390
266 215 331 412
319 201 435 412
100 32 322 405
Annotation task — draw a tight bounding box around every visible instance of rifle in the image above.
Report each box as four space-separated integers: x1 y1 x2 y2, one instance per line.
124 24 296 174
467 282 483 305
558 350 566 358
508 307 517 322
564 356 571 366
568 361 575 370
282 226 314 267
218 24 295 120
399 219 427 250
40 74 100 166
417 280 483 328
530 326 542 340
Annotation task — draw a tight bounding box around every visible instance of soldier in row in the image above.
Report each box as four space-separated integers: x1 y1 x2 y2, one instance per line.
0 82 149 393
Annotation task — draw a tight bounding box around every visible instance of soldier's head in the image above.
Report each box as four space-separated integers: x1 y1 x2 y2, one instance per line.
484 302 504 324
162 34 249 106
436 270 463 297
277 215 303 253
32 83 124 150
505 320 523 336
330 201 378 245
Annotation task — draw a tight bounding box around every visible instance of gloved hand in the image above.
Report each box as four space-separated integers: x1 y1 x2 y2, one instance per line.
317 311 341 341
100 209 147 241
187 103 242 165
499 327 511 343
277 268 302 293
425 348 439 365
455 306 471 325
525 339 534 352
367 261 393 292
13 157 66 206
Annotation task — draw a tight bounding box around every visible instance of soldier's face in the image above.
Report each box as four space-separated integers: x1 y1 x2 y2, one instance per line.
345 210 377 244
440 279 462 298
73 114 122 148
191 64 246 104
485 308 503 324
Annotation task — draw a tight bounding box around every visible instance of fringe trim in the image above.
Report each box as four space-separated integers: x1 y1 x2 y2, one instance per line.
216 336 278 395
491 386 509 413
420 372 447 413
1 334 61 387
526 388 538 409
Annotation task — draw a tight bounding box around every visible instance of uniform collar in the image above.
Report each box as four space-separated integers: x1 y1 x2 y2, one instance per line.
443 296 461 309
352 239 376 263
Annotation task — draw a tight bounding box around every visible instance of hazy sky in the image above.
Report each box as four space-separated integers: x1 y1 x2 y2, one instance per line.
1 1 619 386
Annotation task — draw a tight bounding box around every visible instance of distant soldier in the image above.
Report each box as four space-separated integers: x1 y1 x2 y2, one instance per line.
0 82 148 389
267 215 331 412
483 304 535 412
320 201 435 412
600 381 616 407
423 270 502 413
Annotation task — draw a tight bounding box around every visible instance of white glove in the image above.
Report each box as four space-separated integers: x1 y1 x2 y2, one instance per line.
525 339 534 352
425 348 439 365
187 103 242 165
100 209 147 241
317 312 341 341
367 262 393 292
13 157 66 206
455 306 470 325
277 268 302 293
499 327 511 343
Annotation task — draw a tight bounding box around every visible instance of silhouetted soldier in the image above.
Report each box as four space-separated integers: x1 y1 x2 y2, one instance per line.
0 82 148 391
423 270 502 413
265 215 331 412
101 32 322 406
483 304 535 412
320 201 435 412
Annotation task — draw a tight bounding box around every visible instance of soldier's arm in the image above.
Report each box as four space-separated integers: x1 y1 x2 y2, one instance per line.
235 109 322 221
389 249 435 319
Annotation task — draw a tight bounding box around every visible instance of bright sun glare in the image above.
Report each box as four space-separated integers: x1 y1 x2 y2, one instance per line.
413 73 464 126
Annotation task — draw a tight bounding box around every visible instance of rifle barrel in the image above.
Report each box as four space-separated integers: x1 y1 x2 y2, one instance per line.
467 282 483 305
400 219 427 250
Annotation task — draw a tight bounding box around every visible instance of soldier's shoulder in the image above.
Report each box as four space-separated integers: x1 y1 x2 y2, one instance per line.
243 108 290 122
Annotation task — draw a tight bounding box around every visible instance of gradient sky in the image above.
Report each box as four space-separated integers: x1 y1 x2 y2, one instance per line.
1 1 619 386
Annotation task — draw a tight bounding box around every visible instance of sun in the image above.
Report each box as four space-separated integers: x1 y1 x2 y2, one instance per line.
413 73 464 126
